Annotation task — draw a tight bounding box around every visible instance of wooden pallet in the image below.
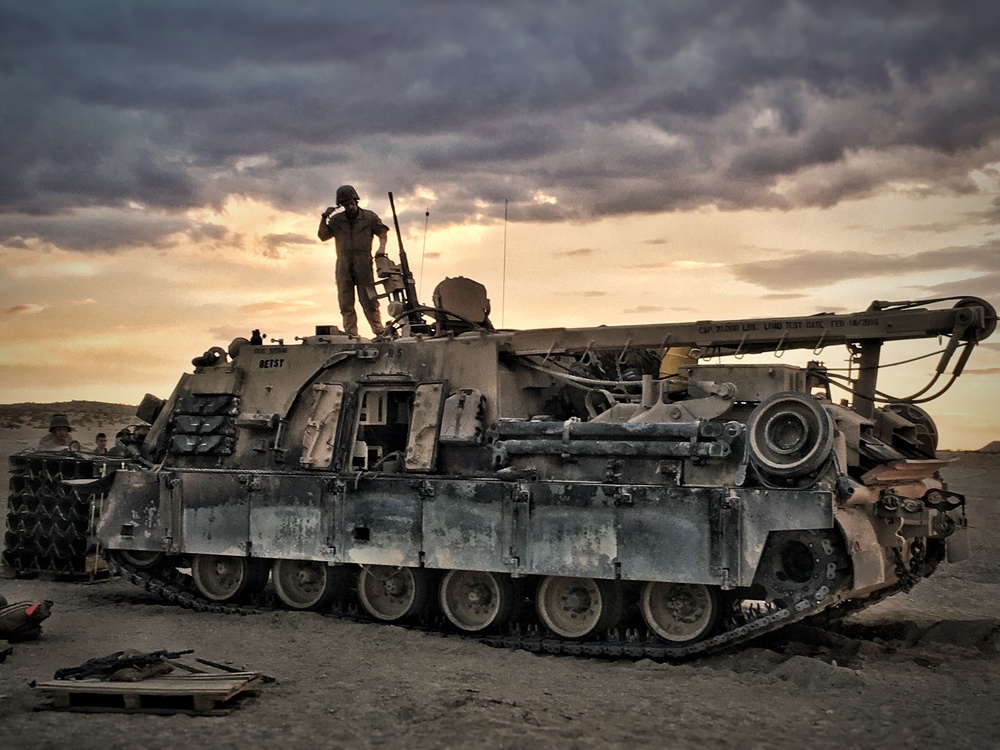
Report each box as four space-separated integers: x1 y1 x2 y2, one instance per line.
34 671 261 715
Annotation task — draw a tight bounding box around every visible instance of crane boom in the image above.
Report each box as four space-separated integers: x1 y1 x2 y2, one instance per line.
501 297 995 357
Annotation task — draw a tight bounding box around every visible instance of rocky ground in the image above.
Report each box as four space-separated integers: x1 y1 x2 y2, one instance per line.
0 420 997 750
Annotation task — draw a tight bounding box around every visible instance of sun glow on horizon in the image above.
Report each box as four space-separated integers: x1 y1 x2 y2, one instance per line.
2 188 998 449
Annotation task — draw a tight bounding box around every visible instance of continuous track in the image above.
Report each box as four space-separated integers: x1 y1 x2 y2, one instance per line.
104 551 900 660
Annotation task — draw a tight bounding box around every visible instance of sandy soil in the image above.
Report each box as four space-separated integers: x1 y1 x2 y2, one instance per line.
1 424 998 750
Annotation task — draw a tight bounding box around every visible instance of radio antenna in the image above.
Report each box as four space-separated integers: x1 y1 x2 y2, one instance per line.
502 198 508 328
419 208 429 299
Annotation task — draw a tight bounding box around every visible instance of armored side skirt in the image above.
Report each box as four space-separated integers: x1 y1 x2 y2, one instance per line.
97 468 834 588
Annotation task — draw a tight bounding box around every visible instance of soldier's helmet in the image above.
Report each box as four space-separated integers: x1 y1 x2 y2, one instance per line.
336 185 361 206
49 414 72 432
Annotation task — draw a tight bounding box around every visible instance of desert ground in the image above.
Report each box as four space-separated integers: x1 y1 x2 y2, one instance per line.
1 417 998 750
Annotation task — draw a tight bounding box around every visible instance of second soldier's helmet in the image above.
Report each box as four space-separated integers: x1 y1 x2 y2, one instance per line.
336 185 361 206
49 414 72 432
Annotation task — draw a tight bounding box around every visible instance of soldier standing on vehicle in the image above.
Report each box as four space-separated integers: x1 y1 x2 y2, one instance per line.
93 432 109 455
318 185 389 337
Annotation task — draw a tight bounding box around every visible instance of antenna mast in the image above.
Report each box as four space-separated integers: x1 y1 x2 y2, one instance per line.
502 198 508 328
419 209 429 299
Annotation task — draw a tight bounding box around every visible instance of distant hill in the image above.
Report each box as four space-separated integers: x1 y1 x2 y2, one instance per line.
0 401 138 430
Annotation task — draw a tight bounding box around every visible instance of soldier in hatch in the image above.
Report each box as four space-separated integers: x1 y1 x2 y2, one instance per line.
318 185 389 338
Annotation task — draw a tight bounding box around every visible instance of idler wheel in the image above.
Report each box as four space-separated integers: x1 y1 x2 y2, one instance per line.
536 576 622 640
117 550 165 571
747 392 834 479
640 582 723 644
191 554 268 603
439 570 515 633
357 565 429 622
272 559 343 611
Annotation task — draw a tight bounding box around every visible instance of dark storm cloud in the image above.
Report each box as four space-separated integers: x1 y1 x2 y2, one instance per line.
922 270 1000 301
730 241 1000 293
260 231 314 259
0 210 192 251
2 0 999 248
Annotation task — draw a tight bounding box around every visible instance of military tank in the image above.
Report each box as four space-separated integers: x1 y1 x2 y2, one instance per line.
87 203 995 658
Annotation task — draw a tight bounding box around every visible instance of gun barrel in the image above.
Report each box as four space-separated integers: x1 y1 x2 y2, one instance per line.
387 192 423 314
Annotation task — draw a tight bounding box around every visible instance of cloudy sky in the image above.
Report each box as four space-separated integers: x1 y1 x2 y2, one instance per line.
1 1 998 448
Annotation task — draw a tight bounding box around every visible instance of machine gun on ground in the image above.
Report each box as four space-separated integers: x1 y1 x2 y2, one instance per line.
54 649 194 681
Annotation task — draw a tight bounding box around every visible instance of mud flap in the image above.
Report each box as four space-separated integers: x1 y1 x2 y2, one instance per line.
833 507 888 591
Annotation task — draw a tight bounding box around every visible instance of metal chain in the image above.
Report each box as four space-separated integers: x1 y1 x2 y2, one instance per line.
891 539 927 593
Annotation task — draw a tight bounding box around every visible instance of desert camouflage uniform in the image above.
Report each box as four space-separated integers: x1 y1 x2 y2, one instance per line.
37 433 70 451
318 208 389 337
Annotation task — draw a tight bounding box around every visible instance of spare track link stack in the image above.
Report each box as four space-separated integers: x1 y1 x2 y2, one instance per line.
3 453 114 578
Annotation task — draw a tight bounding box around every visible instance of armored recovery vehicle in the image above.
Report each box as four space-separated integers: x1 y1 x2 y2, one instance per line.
93 216 996 658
